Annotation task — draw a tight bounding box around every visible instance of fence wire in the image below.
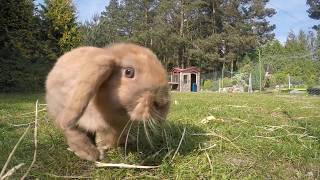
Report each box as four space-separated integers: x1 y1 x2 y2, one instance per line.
199 62 320 95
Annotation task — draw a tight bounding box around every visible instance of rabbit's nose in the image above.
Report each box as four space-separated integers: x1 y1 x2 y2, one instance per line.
153 101 160 109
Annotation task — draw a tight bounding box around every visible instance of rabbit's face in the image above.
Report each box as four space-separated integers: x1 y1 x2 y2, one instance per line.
98 44 170 123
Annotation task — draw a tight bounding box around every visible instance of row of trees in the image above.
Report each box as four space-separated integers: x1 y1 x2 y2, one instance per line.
251 0 320 88
1 0 319 92
238 30 320 89
81 0 276 73
0 0 79 91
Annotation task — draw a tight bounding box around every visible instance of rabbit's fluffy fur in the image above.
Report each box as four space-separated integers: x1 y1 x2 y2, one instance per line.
45 43 170 161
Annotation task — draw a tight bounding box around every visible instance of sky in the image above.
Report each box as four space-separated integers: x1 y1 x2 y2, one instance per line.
36 0 318 44
268 0 318 43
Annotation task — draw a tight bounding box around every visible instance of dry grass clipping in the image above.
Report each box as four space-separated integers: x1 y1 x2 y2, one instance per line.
95 162 159 169
171 127 186 161
0 125 30 179
0 163 25 180
21 100 39 179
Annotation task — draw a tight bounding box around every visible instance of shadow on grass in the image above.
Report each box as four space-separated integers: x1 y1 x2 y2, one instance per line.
0 119 208 178
113 121 209 166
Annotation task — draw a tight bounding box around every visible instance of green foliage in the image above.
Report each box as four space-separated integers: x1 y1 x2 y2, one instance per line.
249 31 320 89
307 0 320 29
0 0 80 92
221 77 234 87
251 63 265 90
41 0 80 54
202 79 213 91
81 0 276 71
232 73 247 86
0 0 54 92
270 72 288 87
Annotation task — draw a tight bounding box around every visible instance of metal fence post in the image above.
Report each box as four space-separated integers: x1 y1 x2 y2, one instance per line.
259 49 262 92
248 73 253 93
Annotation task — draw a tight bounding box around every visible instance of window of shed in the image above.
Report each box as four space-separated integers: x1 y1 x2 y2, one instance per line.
183 75 188 84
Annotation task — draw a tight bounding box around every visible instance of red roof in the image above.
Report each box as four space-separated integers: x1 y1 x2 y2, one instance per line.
171 67 200 73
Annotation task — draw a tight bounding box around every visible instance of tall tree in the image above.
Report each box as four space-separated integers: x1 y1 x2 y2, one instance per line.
307 0 320 20
188 0 276 74
0 0 51 91
40 0 80 54
81 0 276 74
307 0 320 29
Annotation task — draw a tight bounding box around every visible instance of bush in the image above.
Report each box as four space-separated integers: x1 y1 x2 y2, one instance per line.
222 77 233 87
270 72 287 87
202 79 213 90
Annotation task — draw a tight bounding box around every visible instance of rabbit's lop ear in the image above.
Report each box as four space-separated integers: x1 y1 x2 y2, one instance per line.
59 55 115 130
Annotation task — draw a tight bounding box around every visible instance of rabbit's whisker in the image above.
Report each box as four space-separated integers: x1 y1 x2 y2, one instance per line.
117 120 131 147
150 108 165 121
143 120 153 148
151 111 165 124
147 118 157 132
124 121 133 159
136 121 140 152
150 117 161 135
163 128 170 150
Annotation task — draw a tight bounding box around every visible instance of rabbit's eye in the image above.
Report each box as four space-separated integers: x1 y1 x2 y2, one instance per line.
124 67 135 78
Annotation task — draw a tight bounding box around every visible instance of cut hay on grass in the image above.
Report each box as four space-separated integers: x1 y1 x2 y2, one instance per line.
21 100 39 179
0 163 25 180
95 162 159 169
45 173 93 179
171 127 186 161
0 100 39 180
0 125 30 179
191 131 241 152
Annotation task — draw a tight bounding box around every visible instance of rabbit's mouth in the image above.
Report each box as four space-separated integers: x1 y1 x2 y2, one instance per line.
127 93 169 123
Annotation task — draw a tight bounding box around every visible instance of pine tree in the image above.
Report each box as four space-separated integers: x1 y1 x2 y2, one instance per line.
307 0 320 20
40 0 80 54
80 14 106 47
315 30 320 59
100 0 124 43
297 30 309 51
81 0 276 73
0 0 52 91
307 0 320 29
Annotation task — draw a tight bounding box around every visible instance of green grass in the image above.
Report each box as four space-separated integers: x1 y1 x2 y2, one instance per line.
0 92 319 179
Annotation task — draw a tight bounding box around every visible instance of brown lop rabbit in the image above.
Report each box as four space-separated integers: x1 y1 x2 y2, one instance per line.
45 43 170 161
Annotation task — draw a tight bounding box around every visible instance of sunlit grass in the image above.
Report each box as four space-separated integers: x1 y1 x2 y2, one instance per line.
0 92 319 179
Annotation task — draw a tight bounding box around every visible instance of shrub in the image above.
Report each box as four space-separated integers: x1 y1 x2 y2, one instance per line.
270 72 287 87
202 79 213 90
221 77 233 87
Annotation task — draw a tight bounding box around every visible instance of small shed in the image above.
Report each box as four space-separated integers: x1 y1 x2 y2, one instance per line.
168 67 200 92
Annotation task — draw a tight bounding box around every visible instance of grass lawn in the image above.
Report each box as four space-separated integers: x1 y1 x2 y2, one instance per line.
0 92 319 179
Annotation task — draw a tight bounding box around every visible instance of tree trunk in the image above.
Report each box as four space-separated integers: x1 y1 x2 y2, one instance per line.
212 1 216 34
179 0 185 69
231 60 233 77
179 0 184 37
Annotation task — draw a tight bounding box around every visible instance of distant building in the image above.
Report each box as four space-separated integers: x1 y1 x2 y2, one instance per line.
168 67 200 92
